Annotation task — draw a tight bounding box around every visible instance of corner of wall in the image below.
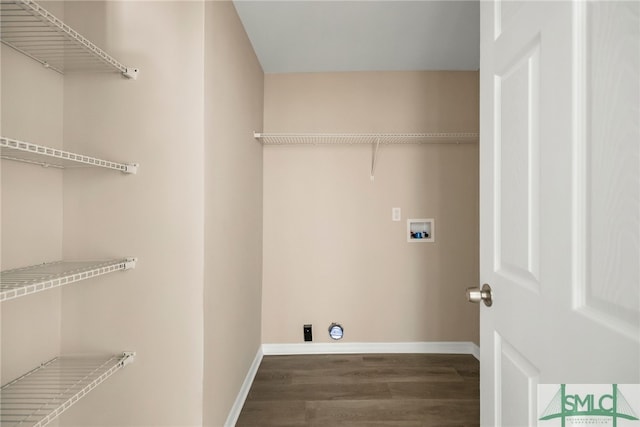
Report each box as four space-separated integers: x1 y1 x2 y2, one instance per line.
203 1 265 425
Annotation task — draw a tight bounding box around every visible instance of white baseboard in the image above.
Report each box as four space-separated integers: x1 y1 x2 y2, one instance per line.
262 341 480 357
471 342 480 360
226 341 480 426
224 345 263 427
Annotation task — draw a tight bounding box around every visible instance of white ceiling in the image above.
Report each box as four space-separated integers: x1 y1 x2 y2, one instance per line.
233 0 480 74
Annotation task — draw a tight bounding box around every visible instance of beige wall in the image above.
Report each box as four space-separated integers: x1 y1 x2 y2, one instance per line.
1 3 480 425
0 2 267 425
60 2 205 425
49 2 262 425
203 2 264 425
263 71 480 345
1 43 63 384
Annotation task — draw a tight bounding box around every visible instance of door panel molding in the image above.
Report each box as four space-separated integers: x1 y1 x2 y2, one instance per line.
493 37 541 294
493 0 525 41
572 1 640 341
493 331 540 427
481 1 639 425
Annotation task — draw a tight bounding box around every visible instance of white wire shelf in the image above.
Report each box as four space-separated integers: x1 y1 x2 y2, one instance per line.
0 258 136 302
0 352 135 427
1 137 139 173
253 132 479 145
254 132 478 181
0 0 138 79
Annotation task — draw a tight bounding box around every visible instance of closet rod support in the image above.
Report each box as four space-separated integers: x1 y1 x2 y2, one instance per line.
370 137 381 182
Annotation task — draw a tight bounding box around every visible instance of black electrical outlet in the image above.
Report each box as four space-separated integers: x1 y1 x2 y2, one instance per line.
303 324 313 342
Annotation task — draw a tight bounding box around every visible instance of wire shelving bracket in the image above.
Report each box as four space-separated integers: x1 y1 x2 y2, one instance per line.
0 258 137 302
0 0 138 79
1 137 139 174
371 137 381 181
0 352 136 427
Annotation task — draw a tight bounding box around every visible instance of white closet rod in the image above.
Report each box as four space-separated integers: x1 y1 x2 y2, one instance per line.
254 132 478 181
254 132 479 145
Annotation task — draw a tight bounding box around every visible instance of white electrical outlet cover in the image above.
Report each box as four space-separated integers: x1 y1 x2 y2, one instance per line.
392 207 401 221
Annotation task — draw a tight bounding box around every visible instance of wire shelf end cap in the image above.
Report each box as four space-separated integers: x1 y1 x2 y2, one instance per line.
124 163 139 174
124 258 137 270
122 352 136 367
123 68 139 80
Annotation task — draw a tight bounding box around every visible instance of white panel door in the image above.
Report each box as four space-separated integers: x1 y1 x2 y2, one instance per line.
479 1 639 426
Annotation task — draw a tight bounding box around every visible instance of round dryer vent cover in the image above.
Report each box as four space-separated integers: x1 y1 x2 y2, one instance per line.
328 323 344 340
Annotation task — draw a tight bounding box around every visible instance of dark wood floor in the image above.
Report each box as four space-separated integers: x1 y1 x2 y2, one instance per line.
235 353 479 427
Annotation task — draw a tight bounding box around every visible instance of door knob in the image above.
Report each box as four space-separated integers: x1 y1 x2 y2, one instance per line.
466 283 493 307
